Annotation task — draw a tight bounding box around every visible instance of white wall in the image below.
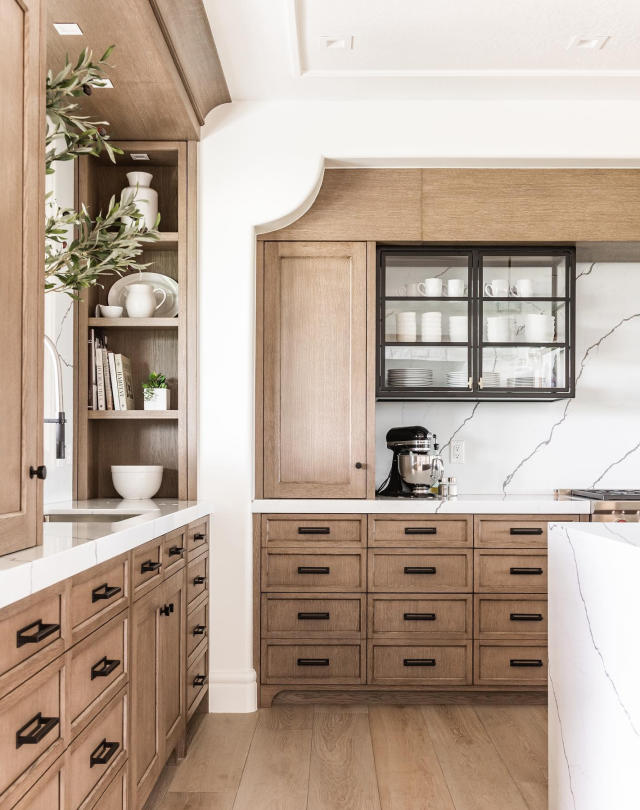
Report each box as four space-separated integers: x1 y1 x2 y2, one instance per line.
198 99 640 711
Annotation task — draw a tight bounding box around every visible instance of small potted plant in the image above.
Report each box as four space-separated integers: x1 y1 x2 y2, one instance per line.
143 372 169 410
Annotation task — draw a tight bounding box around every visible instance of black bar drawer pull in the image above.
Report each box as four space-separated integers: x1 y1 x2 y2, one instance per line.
404 566 436 575
90 739 119 768
16 713 59 748
298 612 330 621
141 560 161 574
510 613 544 622
193 624 207 636
193 575 207 586
297 566 330 575
91 656 120 680
510 567 544 575
169 546 184 557
16 619 60 648
404 612 436 621
159 603 174 617
92 583 121 603
510 659 544 668
193 532 206 541
297 658 329 666
404 527 437 535
193 674 207 687
297 527 330 535
403 658 436 667
510 527 544 535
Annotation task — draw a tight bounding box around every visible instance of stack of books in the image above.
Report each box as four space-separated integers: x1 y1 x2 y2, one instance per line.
89 329 135 411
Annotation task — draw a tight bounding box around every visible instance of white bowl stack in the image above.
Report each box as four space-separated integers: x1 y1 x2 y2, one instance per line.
448 315 468 342
421 311 442 342
396 311 417 342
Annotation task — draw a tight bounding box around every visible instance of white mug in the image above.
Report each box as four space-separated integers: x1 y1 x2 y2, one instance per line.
123 283 167 318
525 313 555 342
484 279 509 297
446 279 465 297
486 315 511 342
421 278 442 296
511 279 533 297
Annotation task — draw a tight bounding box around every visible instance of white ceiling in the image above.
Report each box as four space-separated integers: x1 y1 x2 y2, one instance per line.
205 0 640 100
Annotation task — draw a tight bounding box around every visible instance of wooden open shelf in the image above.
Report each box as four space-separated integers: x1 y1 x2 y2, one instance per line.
76 141 197 501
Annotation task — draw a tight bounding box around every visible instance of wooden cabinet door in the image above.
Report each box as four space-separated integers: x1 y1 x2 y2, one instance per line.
0 0 43 554
263 242 367 498
130 584 163 807
159 570 186 756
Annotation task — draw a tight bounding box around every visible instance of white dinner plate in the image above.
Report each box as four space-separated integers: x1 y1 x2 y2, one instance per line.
108 272 179 318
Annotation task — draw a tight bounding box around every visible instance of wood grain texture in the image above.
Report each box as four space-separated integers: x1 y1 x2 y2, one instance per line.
262 594 364 637
307 708 381 810
474 514 579 549
263 170 422 241
369 516 472 547
262 514 366 547
474 641 548 687
368 549 473 593
366 241 377 499
422 168 640 241
261 640 365 685
368 641 472 687
261 549 366 592
474 550 547 593
474 594 548 640
368 594 472 639
369 705 455 810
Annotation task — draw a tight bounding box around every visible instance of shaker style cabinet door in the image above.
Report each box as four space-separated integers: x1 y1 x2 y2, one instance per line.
263 242 368 498
0 0 43 554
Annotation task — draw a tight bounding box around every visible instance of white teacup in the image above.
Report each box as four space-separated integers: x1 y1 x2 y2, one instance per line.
446 279 465 297
511 279 533 297
421 278 443 297
484 279 509 297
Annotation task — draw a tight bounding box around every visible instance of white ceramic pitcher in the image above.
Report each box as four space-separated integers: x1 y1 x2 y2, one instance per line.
124 283 167 318
121 171 158 229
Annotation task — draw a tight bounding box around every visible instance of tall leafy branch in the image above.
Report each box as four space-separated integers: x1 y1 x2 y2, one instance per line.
45 46 160 299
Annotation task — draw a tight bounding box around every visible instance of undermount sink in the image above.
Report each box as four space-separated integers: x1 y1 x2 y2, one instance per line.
44 512 141 523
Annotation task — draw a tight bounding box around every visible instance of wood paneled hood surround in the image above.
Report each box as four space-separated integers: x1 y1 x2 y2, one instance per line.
263 168 640 242
47 0 229 140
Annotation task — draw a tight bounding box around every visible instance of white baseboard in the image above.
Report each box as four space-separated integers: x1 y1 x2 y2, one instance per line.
208 668 257 713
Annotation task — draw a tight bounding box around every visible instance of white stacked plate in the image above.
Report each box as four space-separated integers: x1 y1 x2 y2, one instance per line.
388 368 433 387
421 312 442 342
446 371 469 388
482 371 501 387
506 376 536 387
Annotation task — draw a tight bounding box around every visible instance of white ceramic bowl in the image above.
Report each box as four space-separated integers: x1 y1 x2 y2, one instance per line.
100 304 124 318
111 465 163 500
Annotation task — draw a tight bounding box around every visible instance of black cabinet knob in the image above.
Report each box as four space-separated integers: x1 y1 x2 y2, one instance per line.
355 462 364 469
29 465 47 480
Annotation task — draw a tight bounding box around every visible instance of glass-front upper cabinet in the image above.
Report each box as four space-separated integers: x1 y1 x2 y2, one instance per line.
377 246 575 400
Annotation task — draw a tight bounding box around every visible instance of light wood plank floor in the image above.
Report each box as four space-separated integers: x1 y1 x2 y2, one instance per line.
146 705 547 810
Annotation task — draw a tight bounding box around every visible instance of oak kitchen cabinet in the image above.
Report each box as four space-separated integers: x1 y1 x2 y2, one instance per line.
0 0 44 555
261 242 368 499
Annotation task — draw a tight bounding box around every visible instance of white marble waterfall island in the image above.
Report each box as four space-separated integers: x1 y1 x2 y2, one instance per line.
548 521 640 810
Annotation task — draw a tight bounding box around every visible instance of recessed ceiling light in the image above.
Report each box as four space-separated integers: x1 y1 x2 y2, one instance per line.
320 35 354 51
94 78 114 89
567 34 611 51
53 22 83 36
130 153 150 161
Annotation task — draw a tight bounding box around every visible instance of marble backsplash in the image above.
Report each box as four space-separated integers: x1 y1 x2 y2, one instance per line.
376 261 640 494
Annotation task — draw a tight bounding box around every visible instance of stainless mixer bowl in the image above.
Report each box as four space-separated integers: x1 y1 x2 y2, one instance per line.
398 451 437 486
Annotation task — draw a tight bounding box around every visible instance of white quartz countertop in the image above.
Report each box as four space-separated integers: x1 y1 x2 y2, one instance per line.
549 519 640 547
0 499 214 610
253 494 592 515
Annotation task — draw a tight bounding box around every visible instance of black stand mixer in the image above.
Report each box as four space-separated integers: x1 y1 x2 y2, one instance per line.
376 425 444 498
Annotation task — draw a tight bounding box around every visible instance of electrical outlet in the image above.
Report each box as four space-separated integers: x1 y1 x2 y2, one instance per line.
450 440 465 464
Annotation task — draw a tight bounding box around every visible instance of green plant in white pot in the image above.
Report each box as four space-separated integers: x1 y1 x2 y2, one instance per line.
143 372 169 410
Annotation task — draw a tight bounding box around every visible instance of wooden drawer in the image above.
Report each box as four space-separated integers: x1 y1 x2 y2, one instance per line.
132 538 164 600
187 552 209 608
368 515 472 547
69 611 128 738
162 526 187 576
68 688 127 810
86 763 127 810
474 550 547 593
0 657 65 804
187 598 209 660
261 594 364 637
262 549 366 592
474 641 548 686
0 586 64 697
187 517 209 557
368 641 472 686
475 514 580 548
262 640 364 685
475 595 548 639
10 754 65 810
187 645 208 719
368 595 472 639
71 557 128 644
262 514 365 547
368 549 472 593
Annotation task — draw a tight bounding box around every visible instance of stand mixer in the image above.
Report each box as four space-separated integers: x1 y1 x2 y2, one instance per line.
376 425 444 498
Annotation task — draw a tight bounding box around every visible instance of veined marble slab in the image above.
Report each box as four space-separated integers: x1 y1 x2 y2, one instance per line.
0 499 214 610
549 521 640 810
253 494 591 514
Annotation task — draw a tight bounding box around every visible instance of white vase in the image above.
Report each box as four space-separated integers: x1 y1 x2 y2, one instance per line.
144 388 169 411
123 283 167 318
120 171 158 229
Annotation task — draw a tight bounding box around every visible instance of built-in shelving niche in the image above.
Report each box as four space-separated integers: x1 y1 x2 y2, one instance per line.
75 141 196 500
